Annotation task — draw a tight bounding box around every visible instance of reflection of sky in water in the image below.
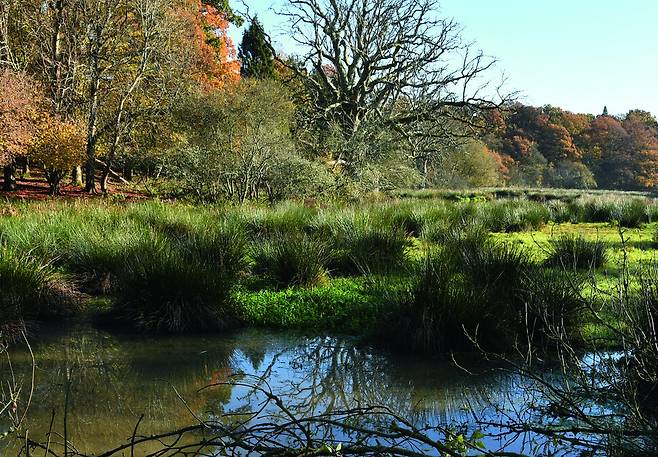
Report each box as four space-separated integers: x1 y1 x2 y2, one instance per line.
0 323 598 455
219 337 566 455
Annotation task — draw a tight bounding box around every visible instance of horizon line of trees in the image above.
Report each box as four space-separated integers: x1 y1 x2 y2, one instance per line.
477 104 658 191
2 0 656 201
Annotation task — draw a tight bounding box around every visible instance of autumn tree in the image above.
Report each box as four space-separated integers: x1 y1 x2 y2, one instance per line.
581 115 633 189
0 69 41 191
239 17 275 79
624 111 658 189
28 116 85 195
180 0 241 90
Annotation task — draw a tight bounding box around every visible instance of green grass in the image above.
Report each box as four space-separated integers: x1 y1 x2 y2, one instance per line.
0 196 657 351
0 247 82 340
251 234 331 287
545 235 608 270
234 277 406 333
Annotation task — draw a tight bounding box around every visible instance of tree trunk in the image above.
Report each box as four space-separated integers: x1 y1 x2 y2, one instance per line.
2 165 16 191
100 167 110 194
124 165 133 181
84 33 101 194
72 166 83 186
46 171 62 196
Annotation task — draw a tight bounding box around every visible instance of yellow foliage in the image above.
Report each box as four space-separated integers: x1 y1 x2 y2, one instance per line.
29 118 86 173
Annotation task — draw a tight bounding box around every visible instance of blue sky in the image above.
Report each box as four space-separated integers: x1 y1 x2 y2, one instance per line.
230 0 658 117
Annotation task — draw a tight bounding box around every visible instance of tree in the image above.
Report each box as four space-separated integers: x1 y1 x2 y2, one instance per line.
430 140 503 188
0 69 41 191
582 115 633 189
624 111 658 189
239 17 275 79
28 116 85 195
173 80 311 202
278 0 508 166
179 0 241 90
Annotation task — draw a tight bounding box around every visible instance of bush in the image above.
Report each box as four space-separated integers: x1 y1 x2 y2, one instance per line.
28 117 86 195
251 234 330 287
546 235 607 270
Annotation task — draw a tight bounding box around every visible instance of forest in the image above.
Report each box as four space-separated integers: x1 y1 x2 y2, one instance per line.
1 0 658 456
2 0 657 200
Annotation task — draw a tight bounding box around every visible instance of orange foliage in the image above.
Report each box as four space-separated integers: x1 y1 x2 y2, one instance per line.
485 147 514 182
0 69 42 165
178 0 240 90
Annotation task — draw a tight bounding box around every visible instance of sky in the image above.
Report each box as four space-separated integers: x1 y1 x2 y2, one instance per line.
230 0 658 117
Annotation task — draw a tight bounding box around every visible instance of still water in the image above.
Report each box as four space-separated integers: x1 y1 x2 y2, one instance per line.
1 322 557 455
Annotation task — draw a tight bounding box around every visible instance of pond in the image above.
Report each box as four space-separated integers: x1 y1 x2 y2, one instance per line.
1 322 567 456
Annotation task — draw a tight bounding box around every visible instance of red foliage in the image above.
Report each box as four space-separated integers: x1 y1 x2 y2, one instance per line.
0 69 42 165
485 147 514 182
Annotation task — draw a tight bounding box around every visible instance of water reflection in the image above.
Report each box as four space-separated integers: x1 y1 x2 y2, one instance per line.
1 323 534 455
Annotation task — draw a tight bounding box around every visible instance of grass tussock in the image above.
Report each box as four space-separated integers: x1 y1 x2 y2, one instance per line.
0 247 83 339
251 234 330 287
0 195 647 344
393 235 584 353
330 218 409 275
546 235 608 270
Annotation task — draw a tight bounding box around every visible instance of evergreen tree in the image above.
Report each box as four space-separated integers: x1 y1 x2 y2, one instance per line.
239 17 275 79
603 106 609 116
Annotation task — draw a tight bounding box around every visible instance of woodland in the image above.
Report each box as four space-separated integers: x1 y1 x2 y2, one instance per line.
1 1 658 456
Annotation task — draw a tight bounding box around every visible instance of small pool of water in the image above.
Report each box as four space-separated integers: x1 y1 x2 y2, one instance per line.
0 322 568 455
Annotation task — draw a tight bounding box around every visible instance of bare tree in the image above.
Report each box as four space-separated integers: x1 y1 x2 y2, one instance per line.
277 0 510 163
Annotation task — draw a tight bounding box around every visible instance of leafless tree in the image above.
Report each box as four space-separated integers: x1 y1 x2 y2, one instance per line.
276 0 511 163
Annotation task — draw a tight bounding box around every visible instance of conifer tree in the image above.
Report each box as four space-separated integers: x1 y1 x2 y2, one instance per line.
239 17 275 79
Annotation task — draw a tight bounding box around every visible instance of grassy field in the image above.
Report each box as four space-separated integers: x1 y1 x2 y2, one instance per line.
2 190 658 352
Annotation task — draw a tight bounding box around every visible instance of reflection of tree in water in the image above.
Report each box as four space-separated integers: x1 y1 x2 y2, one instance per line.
1 323 237 454
228 335 514 429
3 326 533 455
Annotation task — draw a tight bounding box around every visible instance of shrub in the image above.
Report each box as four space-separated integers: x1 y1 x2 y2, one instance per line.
251 234 330 287
28 117 86 195
546 235 607 270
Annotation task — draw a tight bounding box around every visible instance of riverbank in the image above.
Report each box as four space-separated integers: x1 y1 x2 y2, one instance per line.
2 194 658 351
